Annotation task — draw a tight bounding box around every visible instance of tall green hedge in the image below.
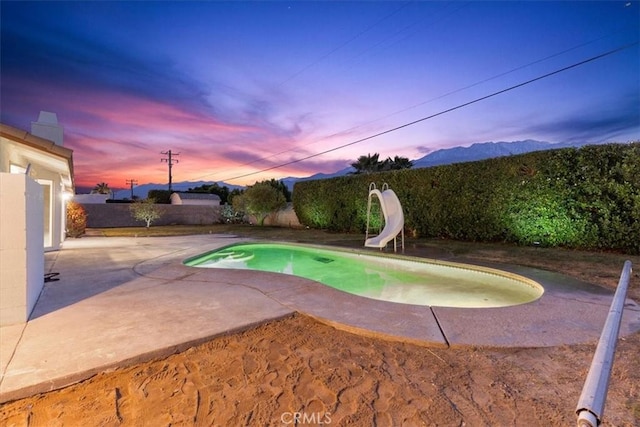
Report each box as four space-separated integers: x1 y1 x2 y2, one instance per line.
293 143 640 254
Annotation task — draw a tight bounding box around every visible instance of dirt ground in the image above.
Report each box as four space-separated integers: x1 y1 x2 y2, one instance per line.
1 233 639 426
0 314 638 426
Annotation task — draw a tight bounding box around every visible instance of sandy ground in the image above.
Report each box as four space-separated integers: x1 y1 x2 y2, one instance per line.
1 312 638 426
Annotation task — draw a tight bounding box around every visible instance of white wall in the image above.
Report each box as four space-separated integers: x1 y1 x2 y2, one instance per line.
0 133 68 252
180 199 220 206
170 193 220 206
0 173 44 325
74 194 109 204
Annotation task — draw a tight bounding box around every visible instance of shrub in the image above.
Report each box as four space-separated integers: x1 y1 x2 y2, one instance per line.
130 198 162 228
221 204 245 224
66 201 87 238
293 142 640 254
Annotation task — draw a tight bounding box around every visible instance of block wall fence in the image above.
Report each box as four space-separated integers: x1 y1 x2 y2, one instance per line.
79 203 301 228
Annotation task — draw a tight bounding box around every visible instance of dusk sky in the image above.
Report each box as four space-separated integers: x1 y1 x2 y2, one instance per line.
1 1 638 191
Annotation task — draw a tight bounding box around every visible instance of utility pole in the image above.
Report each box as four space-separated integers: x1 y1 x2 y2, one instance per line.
126 179 138 200
160 150 179 192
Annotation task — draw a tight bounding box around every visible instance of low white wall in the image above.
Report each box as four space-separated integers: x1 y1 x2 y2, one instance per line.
0 173 44 325
74 194 109 204
179 200 220 206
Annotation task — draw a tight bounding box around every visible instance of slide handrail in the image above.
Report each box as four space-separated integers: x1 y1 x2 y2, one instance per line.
575 260 633 427
365 183 381 241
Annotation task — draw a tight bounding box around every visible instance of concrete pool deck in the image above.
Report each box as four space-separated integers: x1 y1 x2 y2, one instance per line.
1 234 639 404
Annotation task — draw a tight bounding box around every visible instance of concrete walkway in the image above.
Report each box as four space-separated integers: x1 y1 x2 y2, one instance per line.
1 235 639 404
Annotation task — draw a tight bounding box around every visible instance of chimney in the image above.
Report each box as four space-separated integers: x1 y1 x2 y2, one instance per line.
31 111 63 145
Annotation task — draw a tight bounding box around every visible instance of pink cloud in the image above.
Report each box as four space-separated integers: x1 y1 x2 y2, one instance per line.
5 75 370 189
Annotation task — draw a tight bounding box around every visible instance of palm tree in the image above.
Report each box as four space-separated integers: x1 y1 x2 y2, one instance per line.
350 153 383 174
91 182 111 195
351 153 413 174
384 155 413 171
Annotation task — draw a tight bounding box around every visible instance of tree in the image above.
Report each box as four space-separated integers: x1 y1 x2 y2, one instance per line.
233 182 286 225
351 153 383 174
258 178 291 202
188 182 231 204
382 155 413 171
147 189 171 204
351 153 413 174
229 188 244 203
130 198 162 228
91 182 111 195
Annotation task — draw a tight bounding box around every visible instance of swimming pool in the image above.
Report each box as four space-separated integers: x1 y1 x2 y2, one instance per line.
184 242 544 308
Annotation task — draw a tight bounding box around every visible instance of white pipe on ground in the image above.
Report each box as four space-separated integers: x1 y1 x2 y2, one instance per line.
575 260 633 427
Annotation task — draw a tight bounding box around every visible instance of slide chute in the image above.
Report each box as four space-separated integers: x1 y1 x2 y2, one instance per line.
364 183 404 252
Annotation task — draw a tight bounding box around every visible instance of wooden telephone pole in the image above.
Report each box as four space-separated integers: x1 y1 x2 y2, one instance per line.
126 179 138 200
160 150 179 192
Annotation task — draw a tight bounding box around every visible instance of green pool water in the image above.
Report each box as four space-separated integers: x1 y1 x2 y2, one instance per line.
184 242 543 308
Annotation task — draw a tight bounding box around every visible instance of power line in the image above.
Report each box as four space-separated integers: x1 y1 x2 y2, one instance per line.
189 31 631 183
177 4 417 186
217 41 638 184
373 32 633 125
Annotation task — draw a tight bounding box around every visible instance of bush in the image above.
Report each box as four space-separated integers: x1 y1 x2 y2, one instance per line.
130 198 162 228
221 204 245 224
293 142 640 254
66 201 87 237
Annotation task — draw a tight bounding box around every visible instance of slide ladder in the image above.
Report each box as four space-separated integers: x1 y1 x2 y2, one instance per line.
365 182 404 252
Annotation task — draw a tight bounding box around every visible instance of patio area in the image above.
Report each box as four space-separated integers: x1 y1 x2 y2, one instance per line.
1 234 638 404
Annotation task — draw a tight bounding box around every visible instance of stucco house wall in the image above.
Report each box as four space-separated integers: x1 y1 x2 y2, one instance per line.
0 114 74 326
0 119 74 251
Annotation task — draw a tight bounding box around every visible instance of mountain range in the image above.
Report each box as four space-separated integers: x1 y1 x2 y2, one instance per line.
105 139 604 198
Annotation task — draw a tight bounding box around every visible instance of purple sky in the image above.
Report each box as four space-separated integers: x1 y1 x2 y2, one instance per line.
1 1 638 190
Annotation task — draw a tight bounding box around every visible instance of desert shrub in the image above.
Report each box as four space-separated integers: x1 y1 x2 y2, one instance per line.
221 204 245 224
130 198 162 228
66 201 87 237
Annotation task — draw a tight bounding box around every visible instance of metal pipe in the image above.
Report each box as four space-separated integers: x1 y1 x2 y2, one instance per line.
576 260 633 427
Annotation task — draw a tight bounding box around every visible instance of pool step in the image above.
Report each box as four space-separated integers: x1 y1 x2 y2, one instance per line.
214 250 254 263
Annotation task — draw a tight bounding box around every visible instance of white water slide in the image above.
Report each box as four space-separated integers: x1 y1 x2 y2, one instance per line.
364 183 405 252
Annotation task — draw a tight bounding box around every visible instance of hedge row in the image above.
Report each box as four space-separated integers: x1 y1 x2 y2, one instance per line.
292 143 640 254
